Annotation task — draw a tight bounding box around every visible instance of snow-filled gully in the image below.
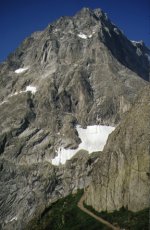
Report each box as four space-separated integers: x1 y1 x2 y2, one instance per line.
52 125 115 165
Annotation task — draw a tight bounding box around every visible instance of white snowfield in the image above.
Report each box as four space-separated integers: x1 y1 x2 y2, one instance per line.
52 125 115 166
15 67 29 74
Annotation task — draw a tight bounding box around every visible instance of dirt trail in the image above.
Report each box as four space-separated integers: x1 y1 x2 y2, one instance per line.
77 190 121 230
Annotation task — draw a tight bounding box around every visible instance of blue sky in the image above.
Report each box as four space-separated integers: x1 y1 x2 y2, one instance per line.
0 0 149 62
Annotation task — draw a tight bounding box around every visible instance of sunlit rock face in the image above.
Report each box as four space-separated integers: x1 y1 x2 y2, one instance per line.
0 7 149 230
85 86 150 213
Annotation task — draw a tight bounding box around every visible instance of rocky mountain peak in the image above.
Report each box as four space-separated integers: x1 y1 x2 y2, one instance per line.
0 8 149 129
131 40 150 65
1 8 149 81
0 8 149 229
75 7 105 19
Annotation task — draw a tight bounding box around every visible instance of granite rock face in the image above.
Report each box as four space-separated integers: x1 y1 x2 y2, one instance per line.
0 7 149 229
85 86 150 212
0 151 97 230
0 8 149 128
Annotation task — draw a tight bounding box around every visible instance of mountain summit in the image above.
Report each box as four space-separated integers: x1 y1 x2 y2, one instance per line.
0 8 149 229
1 7 150 80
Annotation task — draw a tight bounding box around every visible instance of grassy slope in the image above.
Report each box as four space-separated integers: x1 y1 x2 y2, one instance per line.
26 190 109 230
26 190 149 230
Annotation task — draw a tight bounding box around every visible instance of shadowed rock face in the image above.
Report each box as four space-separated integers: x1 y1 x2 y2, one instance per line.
85 86 150 212
0 7 149 229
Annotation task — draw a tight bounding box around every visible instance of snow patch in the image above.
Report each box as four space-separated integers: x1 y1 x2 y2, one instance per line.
88 34 93 38
78 32 95 39
52 125 115 166
76 125 115 153
0 86 37 107
8 92 20 98
131 40 144 46
104 27 111 37
2 85 37 104
0 100 8 106
9 85 37 95
78 33 88 39
131 40 141 44
25 85 37 94
15 67 29 74
9 216 17 222
52 147 78 165
114 28 120 35
131 40 138 44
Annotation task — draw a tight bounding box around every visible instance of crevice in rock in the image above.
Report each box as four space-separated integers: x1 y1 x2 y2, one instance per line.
0 135 7 155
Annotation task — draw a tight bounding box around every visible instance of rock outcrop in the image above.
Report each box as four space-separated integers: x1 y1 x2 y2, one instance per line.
0 150 98 230
85 85 150 212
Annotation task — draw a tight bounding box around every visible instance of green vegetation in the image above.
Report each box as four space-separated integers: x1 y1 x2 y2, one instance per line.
26 190 109 230
84 203 149 230
26 190 149 230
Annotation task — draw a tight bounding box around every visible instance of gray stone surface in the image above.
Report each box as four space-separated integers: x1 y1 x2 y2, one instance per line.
0 7 149 229
85 86 150 212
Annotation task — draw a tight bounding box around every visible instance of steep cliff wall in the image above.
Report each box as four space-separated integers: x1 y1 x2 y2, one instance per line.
85 86 150 212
